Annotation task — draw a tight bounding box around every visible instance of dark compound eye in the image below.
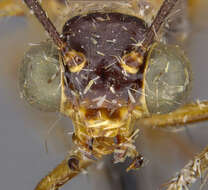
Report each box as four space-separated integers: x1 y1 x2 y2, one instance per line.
19 40 61 112
144 42 192 114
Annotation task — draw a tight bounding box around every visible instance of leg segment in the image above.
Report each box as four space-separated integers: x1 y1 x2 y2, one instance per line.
137 101 208 130
35 149 95 190
162 145 208 190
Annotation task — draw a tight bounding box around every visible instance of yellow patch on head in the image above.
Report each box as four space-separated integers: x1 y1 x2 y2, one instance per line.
120 51 143 74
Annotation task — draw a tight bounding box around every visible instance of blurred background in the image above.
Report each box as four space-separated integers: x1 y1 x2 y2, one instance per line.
0 0 208 190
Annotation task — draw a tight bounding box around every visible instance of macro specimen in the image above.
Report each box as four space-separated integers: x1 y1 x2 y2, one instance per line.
1 0 208 190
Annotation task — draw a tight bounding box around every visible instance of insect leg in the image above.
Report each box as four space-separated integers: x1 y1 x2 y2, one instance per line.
35 149 95 190
162 145 208 190
137 101 208 130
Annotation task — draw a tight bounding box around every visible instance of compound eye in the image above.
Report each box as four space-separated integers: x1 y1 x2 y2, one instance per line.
120 51 143 74
64 50 86 73
144 43 192 114
19 40 61 112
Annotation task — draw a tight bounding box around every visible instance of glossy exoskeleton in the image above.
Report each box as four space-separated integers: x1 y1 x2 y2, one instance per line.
18 0 198 190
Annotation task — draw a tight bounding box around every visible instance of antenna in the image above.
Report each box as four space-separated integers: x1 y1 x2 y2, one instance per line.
23 0 64 48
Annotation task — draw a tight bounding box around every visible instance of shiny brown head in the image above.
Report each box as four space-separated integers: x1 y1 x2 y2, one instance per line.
20 0 191 140
61 13 147 110
18 1 196 189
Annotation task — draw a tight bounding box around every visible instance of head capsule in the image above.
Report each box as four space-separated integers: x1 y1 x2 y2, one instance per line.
143 42 192 114
19 40 61 112
60 12 149 145
19 11 192 154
